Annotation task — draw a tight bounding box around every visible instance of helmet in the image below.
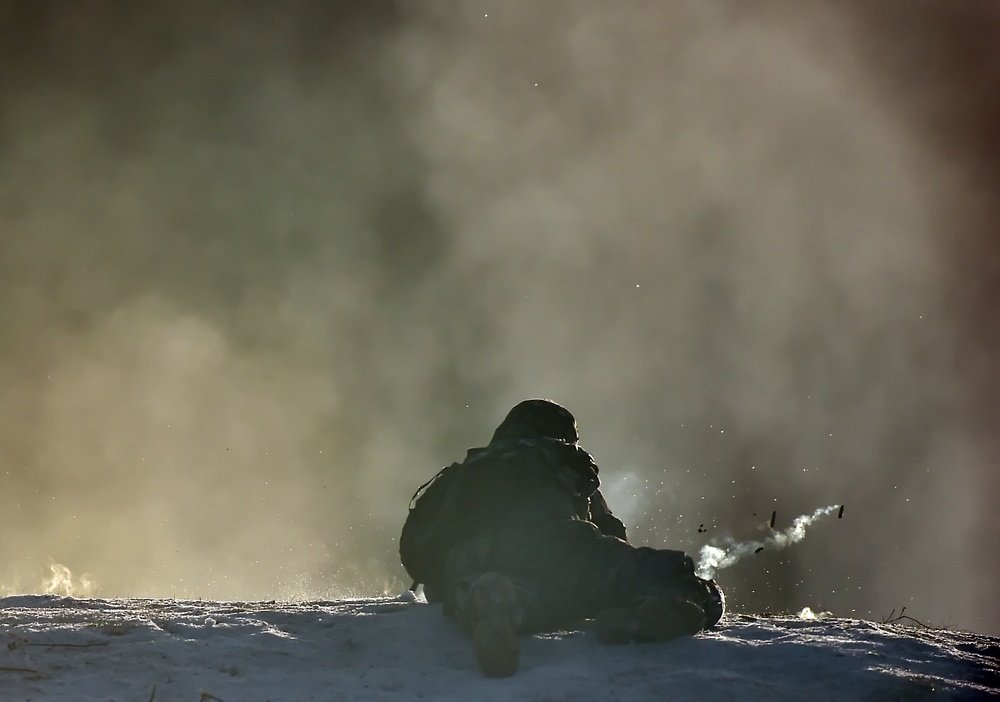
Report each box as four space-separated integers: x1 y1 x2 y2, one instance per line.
489 399 579 444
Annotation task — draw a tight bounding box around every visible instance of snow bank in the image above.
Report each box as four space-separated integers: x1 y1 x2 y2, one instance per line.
1 595 996 701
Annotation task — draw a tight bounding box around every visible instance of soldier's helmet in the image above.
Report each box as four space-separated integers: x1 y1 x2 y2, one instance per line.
489 399 579 444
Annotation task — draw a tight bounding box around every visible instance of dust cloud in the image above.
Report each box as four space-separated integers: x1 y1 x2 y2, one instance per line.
0 2 997 635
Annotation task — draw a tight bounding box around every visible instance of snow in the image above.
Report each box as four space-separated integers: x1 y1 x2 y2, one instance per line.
2 594 997 701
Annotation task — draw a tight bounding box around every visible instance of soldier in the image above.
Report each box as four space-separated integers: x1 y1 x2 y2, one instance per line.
400 399 724 677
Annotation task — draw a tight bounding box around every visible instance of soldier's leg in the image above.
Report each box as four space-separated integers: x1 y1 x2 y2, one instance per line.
445 529 581 678
444 520 724 652
444 527 582 636
579 539 726 643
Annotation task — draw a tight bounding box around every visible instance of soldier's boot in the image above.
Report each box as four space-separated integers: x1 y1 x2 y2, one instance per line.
594 595 706 645
702 578 725 628
468 572 521 677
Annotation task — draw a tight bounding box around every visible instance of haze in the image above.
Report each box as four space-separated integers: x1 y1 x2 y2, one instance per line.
1 1 997 636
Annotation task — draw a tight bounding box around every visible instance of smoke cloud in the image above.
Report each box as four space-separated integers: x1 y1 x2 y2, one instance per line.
696 505 840 580
41 562 95 598
1 2 997 635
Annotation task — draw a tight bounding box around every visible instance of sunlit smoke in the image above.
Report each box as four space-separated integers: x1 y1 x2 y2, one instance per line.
696 505 840 580
41 563 96 598
597 470 650 529
797 606 830 620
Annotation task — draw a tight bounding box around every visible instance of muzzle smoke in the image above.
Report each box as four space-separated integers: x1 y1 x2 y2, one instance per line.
696 505 841 580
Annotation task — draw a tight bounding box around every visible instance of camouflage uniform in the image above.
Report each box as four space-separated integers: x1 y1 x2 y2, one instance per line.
401 399 723 674
441 437 717 634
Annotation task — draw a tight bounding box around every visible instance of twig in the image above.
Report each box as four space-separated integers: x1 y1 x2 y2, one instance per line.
200 693 225 702
891 614 933 629
149 683 157 702
25 641 110 648
882 606 933 629
0 665 40 674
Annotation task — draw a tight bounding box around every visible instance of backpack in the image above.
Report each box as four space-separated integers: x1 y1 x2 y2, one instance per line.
398 440 601 601
399 458 469 601
399 442 536 601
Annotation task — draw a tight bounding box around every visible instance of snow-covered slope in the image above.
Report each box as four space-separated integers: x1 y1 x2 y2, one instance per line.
1 594 996 701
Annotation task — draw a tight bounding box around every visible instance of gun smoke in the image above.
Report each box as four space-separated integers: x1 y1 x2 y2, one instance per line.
696 505 840 580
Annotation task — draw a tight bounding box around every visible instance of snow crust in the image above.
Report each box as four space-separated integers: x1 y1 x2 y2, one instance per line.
2 594 997 701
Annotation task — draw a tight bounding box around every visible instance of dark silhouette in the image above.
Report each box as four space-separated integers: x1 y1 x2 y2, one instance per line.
400 399 724 677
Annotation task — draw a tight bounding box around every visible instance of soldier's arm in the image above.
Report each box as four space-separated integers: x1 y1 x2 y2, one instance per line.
589 488 628 541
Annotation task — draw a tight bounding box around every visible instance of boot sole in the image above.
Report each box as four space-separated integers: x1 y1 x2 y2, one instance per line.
470 573 520 677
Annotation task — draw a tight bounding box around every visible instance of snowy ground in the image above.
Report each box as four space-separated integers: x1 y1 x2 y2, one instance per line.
1 594 997 701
